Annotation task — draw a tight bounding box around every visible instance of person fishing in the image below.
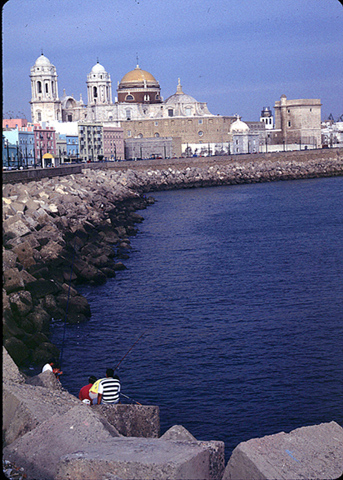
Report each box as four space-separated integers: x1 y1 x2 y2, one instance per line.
79 375 97 405
97 369 121 405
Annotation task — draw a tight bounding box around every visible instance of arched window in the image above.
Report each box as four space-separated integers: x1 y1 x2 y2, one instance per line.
37 81 42 94
93 86 98 98
45 83 49 93
37 112 42 121
154 132 160 137
126 94 134 101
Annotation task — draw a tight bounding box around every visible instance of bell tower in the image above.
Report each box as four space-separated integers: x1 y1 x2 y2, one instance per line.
30 53 62 123
86 61 113 106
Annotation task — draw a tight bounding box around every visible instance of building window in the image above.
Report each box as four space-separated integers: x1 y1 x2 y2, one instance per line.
45 83 49 93
168 109 174 117
288 121 291 127
126 94 134 101
185 107 191 116
127 130 131 137
126 109 131 120
198 119 203 124
155 132 160 137
138 133 143 138
155 121 158 126
198 131 203 137
37 81 42 94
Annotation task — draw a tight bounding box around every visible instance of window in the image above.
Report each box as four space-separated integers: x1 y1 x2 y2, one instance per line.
155 132 160 137
126 109 131 120
185 107 191 116
168 109 174 117
127 130 131 137
93 86 98 98
45 83 49 93
126 94 134 101
37 81 42 94
288 121 291 127
198 119 203 124
198 131 203 137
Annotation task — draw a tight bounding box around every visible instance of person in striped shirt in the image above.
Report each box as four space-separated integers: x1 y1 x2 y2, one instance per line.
97 368 121 404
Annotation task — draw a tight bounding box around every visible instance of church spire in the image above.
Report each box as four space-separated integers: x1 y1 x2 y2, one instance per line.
176 78 184 94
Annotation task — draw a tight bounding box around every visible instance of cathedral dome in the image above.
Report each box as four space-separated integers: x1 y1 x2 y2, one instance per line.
91 61 107 74
165 79 197 105
34 53 52 67
119 65 159 86
230 116 250 133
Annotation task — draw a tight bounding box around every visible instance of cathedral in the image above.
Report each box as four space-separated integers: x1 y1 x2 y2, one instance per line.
30 53 215 125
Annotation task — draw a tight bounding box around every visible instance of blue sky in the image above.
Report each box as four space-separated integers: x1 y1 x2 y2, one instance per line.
2 0 343 122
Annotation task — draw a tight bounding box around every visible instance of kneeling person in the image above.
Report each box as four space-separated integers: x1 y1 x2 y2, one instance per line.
97 368 120 405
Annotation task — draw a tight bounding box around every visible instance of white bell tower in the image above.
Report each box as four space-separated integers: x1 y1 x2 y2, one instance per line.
87 61 113 106
30 53 62 123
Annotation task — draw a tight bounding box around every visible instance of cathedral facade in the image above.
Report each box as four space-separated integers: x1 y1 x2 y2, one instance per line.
30 54 215 125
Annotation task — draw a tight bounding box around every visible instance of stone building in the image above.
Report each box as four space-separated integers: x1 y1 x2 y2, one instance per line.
272 95 322 148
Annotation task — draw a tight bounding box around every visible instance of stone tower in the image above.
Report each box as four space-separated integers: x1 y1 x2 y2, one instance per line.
30 53 62 123
86 61 113 106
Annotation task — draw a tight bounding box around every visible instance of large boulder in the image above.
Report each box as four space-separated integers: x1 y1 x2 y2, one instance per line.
93 404 160 438
3 268 25 293
223 421 343 480
3 404 121 480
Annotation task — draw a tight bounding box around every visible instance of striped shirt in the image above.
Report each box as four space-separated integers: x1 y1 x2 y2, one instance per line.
98 377 120 404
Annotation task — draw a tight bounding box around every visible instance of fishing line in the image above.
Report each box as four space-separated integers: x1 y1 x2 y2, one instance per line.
120 392 142 405
59 239 77 369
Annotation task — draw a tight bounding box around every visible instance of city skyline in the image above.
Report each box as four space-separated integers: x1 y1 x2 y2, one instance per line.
2 0 343 122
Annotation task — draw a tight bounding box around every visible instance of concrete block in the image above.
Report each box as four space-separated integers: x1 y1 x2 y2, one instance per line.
2 376 80 446
55 438 215 480
161 424 197 441
223 421 343 480
93 404 160 438
3 405 121 480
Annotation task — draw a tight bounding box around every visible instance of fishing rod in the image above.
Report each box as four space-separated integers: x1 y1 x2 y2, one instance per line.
59 239 77 369
120 393 142 405
114 330 146 371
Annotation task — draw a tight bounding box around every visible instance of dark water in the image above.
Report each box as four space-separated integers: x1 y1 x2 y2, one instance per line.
51 176 343 458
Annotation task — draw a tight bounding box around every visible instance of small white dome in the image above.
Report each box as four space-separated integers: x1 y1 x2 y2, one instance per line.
91 62 107 74
230 117 250 133
35 54 52 67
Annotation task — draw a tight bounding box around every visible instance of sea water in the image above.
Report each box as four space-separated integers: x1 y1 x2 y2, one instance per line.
51 176 343 457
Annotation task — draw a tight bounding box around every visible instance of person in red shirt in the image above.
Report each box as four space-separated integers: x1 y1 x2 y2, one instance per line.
79 375 97 405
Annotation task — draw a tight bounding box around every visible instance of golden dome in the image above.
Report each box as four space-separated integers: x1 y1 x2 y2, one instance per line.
120 65 158 85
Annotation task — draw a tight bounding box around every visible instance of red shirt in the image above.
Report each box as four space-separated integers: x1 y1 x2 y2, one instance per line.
79 383 92 402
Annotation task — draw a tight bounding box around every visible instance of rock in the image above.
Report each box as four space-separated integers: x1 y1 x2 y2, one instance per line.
25 370 64 391
31 342 60 365
56 293 91 319
222 421 343 480
3 268 25 293
2 248 18 269
12 241 36 269
2 346 26 384
3 215 31 238
27 306 51 332
39 240 64 263
3 404 121 480
161 424 197 441
55 437 225 480
9 290 34 317
4 337 29 366
25 278 62 299
93 404 160 438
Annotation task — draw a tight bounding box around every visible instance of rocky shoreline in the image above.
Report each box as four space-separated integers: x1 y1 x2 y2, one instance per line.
3 151 343 370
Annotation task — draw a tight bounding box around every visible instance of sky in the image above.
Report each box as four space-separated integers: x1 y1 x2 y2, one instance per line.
2 0 343 122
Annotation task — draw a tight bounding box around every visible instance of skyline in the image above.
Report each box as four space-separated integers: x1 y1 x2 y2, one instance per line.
2 0 343 122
